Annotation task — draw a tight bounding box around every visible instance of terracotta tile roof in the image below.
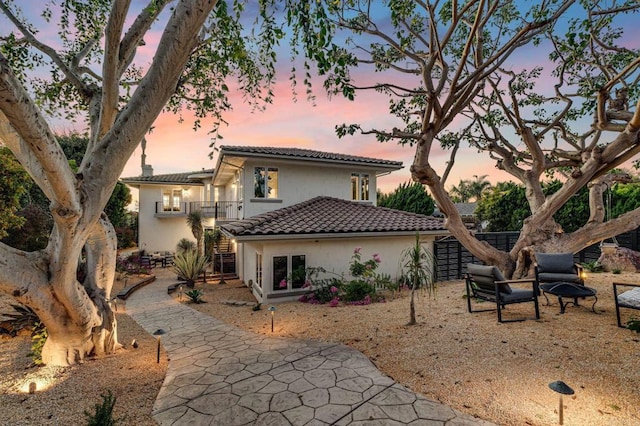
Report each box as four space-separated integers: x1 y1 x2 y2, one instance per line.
222 197 446 239
121 169 214 185
220 146 403 168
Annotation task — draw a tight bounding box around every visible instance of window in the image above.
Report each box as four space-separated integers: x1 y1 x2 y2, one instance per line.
256 252 263 289
254 167 279 199
351 173 369 201
273 256 288 291
272 254 306 291
162 189 183 212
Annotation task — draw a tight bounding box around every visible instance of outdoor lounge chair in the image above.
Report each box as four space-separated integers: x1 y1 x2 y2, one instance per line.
465 263 540 323
534 252 584 287
613 282 640 328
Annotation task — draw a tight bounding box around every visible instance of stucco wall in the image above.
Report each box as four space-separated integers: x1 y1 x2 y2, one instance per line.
240 235 435 303
137 184 212 253
238 159 379 218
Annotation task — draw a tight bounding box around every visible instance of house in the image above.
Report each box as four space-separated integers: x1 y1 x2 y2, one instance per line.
122 145 447 302
121 169 216 252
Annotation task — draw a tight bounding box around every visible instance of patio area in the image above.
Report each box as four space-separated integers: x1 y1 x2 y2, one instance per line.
185 271 640 426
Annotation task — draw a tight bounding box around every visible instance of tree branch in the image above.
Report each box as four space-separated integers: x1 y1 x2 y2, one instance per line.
0 55 79 215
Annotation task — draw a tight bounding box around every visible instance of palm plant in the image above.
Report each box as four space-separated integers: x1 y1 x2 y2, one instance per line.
171 250 208 288
176 238 196 254
400 232 436 326
210 227 226 284
186 211 204 256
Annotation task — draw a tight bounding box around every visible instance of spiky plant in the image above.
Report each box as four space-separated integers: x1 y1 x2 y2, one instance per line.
176 238 196 254
399 232 437 326
172 250 208 288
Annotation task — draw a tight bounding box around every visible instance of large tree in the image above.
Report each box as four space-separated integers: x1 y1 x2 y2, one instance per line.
290 0 640 276
0 0 281 365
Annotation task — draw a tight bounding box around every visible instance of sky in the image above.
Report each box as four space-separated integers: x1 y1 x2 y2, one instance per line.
4 1 639 195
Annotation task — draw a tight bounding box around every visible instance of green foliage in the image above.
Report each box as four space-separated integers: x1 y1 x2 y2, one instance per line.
172 250 208 288
449 175 492 203
84 390 118 426
185 289 205 304
176 239 196 254
476 182 529 231
611 183 640 219
29 321 48 365
581 261 604 273
186 211 204 255
476 180 591 232
377 182 435 215
341 280 375 303
627 318 640 334
0 147 31 239
400 233 437 297
252 303 262 311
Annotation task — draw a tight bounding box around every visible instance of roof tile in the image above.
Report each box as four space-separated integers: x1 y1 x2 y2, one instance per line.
221 146 402 168
222 197 446 238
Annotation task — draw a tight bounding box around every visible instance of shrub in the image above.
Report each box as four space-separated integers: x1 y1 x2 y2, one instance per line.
172 250 208 288
581 261 604 272
85 391 118 426
185 289 204 304
628 318 640 333
176 238 196 254
29 321 47 365
341 280 375 303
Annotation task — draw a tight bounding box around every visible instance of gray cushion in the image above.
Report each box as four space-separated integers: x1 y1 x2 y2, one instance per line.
501 288 534 302
466 263 511 294
618 287 640 309
537 272 582 283
536 252 576 274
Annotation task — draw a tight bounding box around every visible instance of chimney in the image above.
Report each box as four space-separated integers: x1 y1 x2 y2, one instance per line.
140 137 153 176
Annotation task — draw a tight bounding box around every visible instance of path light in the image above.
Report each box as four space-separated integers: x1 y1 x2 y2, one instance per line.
268 306 276 332
549 380 574 425
153 329 166 364
178 284 183 301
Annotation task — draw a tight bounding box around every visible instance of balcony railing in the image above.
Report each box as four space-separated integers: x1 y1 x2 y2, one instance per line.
154 201 241 220
155 202 188 215
190 201 242 221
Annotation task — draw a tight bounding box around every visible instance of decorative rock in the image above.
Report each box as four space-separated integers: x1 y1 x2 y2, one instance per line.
598 246 640 272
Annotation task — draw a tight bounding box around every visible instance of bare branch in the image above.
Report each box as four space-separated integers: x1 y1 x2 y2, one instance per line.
0 54 79 214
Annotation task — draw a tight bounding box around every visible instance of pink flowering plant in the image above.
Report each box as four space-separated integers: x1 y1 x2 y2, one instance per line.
298 248 391 306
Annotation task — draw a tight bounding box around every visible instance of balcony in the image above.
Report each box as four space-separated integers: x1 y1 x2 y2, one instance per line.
153 201 242 220
191 201 242 221
155 202 188 217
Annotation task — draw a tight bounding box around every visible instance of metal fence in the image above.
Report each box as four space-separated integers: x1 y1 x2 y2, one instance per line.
434 229 640 281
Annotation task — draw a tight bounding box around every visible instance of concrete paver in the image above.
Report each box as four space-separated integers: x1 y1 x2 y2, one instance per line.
126 273 494 425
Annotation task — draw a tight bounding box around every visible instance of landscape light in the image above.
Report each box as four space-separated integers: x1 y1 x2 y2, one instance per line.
153 329 166 364
549 380 574 425
268 306 277 332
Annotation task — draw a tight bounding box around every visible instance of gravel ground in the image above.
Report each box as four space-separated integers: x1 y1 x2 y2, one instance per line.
0 275 166 426
2 271 639 426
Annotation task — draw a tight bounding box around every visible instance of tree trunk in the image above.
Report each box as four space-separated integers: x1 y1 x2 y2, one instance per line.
408 286 417 326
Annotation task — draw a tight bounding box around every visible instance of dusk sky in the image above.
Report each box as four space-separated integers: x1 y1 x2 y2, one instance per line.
4 2 637 194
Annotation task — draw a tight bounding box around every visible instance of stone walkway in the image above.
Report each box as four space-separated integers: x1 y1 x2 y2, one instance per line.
126 274 494 425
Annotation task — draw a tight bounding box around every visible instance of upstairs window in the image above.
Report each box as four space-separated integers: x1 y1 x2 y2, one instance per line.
351 173 369 201
254 167 279 199
162 189 183 211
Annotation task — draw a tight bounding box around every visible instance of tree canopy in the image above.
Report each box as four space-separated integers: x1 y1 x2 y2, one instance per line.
289 0 640 275
378 182 435 215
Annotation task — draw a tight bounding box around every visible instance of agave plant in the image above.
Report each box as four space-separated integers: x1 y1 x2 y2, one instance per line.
172 250 208 288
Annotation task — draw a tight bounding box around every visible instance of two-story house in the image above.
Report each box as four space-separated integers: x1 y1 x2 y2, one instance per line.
122 146 447 303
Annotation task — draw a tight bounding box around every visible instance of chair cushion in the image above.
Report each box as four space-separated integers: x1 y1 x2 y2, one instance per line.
536 252 576 274
537 272 582 283
466 263 511 294
501 288 534 302
618 287 640 309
